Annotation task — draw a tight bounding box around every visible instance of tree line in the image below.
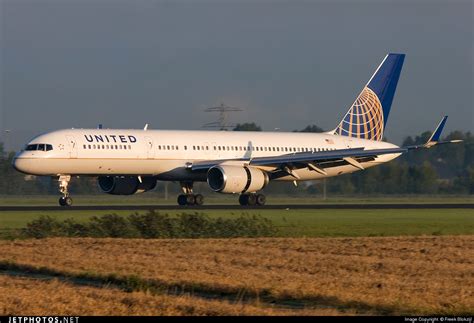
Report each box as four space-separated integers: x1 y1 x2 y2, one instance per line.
0 126 472 196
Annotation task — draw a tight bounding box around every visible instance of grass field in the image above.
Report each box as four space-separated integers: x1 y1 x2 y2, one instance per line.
1 200 473 315
1 194 473 206
1 209 473 239
1 236 472 315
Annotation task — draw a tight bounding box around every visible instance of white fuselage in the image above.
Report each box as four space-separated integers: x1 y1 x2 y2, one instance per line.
13 128 401 182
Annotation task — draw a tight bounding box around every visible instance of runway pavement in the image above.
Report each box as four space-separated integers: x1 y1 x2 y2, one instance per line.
1 204 473 211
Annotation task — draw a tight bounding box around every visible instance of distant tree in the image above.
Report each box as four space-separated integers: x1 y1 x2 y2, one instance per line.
233 123 262 131
401 136 415 147
294 125 325 133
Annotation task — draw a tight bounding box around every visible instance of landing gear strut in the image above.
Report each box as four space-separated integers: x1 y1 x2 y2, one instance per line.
239 193 266 206
58 175 73 207
177 181 204 206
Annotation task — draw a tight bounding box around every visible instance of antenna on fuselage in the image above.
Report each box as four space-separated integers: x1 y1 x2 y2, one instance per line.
203 103 243 130
144 124 149 131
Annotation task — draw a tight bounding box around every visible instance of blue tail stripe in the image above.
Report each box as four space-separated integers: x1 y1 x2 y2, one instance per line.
367 53 405 127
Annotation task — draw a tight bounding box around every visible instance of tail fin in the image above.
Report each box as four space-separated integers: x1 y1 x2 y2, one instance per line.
333 53 405 141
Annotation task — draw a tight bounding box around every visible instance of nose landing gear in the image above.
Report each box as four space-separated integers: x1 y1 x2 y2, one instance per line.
58 175 73 207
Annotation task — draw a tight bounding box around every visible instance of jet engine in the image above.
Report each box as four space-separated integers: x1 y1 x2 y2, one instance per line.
207 165 269 194
98 176 157 195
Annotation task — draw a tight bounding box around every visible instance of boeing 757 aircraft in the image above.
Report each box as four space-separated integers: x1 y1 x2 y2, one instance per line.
13 53 461 206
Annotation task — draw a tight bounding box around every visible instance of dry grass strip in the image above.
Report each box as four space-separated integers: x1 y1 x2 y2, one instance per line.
0 236 473 315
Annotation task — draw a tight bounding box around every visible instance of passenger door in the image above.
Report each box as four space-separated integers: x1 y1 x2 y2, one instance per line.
66 135 78 158
145 136 154 159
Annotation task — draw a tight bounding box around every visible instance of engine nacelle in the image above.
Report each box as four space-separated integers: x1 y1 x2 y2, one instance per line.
207 165 269 194
98 176 157 195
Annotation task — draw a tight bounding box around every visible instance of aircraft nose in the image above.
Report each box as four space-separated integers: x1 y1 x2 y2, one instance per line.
12 156 21 172
12 155 28 174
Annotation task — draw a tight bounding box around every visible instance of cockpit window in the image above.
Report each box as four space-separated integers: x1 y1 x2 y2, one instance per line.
24 144 53 151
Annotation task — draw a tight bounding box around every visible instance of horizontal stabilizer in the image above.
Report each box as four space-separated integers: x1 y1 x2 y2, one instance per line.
404 116 463 150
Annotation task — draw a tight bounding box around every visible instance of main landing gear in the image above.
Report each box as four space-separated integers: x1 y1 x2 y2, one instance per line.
58 175 73 207
239 193 266 206
177 181 204 206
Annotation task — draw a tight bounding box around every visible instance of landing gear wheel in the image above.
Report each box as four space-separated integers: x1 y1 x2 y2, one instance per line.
64 196 73 206
186 194 196 205
59 196 73 207
247 194 257 206
239 194 249 206
256 194 266 206
177 194 187 206
194 194 204 206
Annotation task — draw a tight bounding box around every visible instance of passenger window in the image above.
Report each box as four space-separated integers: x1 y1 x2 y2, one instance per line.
184 146 187 150
83 145 86 149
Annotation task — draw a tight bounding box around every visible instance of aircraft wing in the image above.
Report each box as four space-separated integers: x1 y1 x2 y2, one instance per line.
191 146 407 175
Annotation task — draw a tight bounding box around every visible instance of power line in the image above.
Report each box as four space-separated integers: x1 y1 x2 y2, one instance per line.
202 103 243 130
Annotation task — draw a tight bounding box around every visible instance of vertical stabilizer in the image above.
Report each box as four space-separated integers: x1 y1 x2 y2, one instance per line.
334 53 405 141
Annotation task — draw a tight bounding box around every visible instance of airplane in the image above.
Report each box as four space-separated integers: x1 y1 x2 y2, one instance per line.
12 53 462 206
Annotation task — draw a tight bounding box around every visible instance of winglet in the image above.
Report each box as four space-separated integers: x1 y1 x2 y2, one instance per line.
424 116 448 148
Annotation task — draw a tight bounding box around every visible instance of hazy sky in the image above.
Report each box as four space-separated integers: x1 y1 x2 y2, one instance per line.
1 0 472 150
